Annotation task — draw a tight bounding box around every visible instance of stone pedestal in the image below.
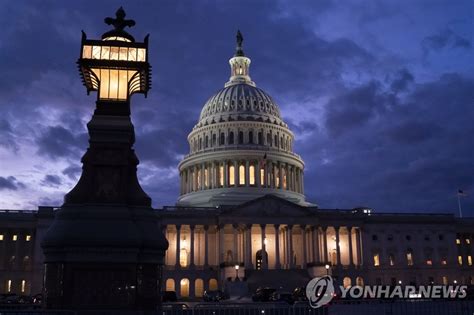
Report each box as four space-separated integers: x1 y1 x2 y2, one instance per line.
41 109 168 310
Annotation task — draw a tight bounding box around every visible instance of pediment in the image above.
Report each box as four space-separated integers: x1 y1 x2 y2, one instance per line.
222 194 314 218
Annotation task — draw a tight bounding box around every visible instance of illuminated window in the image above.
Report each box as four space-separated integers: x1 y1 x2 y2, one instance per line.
239 165 245 185
229 165 235 186
12 235 17 241
282 168 287 189
249 165 255 185
197 169 201 190
26 235 31 242
468 256 472 266
260 168 265 186
456 238 461 245
406 250 414 266
389 254 395 266
21 280 26 293
466 239 471 245
204 168 208 188
0 234 3 241
458 255 463 265
441 259 447 265
442 276 448 285
180 249 188 267
373 253 380 267
7 280 11 292
219 165 224 187
275 167 280 187
426 259 433 266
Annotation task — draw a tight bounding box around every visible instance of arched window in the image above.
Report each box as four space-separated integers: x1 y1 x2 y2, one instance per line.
239 165 245 185
205 136 209 148
274 166 280 188
249 165 255 185
180 248 188 267
204 168 208 188
274 135 278 147
280 137 284 148
248 131 254 144
212 134 217 146
220 133 225 145
209 278 218 291
219 165 224 187
229 131 234 144
229 165 235 186
406 249 414 266
267 133 272 146
238 131 244 144
258 132 263 145
356 277 364 286
282 168 287 189
197 169 201 190
165 279 175 291
343 277 352 288
180 278 190 297
195 279 204 298
260 168 265 186
199 138 202 150
191 171 196 191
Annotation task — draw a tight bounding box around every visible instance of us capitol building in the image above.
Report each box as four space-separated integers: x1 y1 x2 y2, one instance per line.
1 32 473 299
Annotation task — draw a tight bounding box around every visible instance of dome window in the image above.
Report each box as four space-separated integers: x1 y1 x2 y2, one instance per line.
229 131 234 144
238 131 244 144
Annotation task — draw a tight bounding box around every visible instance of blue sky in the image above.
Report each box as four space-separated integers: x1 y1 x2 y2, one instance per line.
0 0 473 215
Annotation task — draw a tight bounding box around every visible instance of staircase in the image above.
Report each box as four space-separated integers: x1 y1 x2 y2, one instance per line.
245 269 311 293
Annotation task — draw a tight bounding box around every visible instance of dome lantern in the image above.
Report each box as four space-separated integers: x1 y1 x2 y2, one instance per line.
225 30 255 87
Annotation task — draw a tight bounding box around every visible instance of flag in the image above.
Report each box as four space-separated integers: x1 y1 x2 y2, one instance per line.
458 189 467 196
259 153 267 169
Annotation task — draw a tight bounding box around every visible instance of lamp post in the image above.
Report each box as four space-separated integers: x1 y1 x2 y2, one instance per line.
235 264 240 281
41 8 168 311
325 264 330 275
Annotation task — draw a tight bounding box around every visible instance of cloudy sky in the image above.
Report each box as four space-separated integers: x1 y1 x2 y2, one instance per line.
0 0 473 215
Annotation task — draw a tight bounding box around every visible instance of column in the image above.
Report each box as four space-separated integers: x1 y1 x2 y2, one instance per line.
260 224 267 269
348 226 354 266
302 225 307 268
190 225 195 267
322 226 328 263
313 227 320 263
233 224 239 263
256 161 261 187
245 161 250 187
234 160 240 186
219 224 225 263
204 225 209 267
201 163 205 189
301 171 305 194
245 224 253 269
274 224 281 269
224 161 228 188
279 163 284 189
288 225 294 268
175 225 181 268
268 162 273 188
356 227 362 266
335 226 341 266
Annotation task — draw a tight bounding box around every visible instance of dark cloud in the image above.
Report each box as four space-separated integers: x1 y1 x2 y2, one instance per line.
0 176 26 191
422 29 471 55
62 165 82 181
390 69 414 92
41 175 62 187
35 125 87 159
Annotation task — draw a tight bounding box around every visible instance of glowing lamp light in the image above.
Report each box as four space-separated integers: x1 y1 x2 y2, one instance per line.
78 7 151 104
235 264 240 270
263 237 268 245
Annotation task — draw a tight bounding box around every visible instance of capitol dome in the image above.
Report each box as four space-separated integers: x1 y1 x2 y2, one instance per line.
177 31 307 207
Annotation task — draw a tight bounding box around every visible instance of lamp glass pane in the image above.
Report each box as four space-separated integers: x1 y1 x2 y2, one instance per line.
82 45 92 58
137 48 146 61
92 46 101 59
119 47 128 61
100 46 110 59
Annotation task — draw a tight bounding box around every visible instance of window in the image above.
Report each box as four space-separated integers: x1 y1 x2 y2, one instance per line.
12 235 17 241
373 253 380 266
406 250 414 266
267 133 272 146
239 165 245 185
274 167 280 187
249 165 255 185
0 234 3 241
205 136 209 148
456 238 461 245
372 235 378 241
458 255 463 266
229 132 234 144
212 134 217 146
389 254 395 266
21 280 26 293
466 238 471 245
282 168 287 189
220 133 225 145
258 132 263 145
260 168 264 186
204 168 208 188
441 259 447 265
426 259 433 266
238 131 244 144
197 169 201 190
7 280 12 293
26 235 31 242
468 255 472 266
229 165 235 186
219 165 224 187
248 131 253 144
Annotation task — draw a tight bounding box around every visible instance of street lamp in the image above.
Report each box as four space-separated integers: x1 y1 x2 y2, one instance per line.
235 264 240 281
325 264 330 275
78 6 151 115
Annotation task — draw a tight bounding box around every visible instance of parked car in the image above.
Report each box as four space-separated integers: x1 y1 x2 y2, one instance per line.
252 287 276 302
270 291 294 304
203 290 229 302
293 287 308 301
162 291 177 302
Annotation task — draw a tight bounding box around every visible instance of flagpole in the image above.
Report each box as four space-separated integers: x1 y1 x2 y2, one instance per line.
457 193 463 218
